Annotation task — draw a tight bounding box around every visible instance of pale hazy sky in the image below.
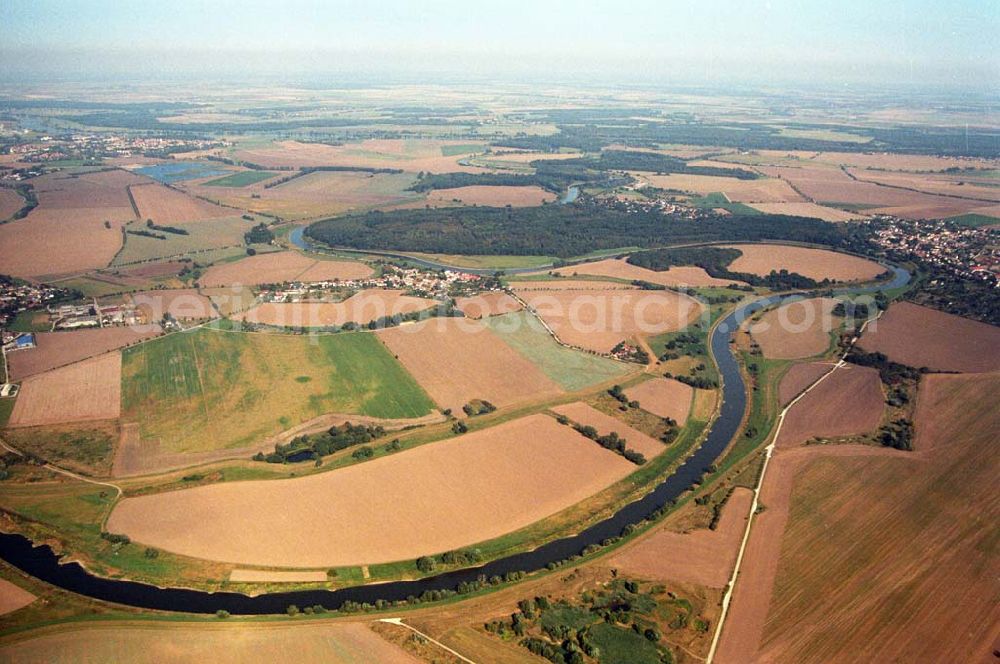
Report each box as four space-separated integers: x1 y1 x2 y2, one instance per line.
1 0 997 88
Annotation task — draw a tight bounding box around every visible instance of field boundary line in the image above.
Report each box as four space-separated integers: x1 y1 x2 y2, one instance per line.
377 618 476 663
706 312 879 663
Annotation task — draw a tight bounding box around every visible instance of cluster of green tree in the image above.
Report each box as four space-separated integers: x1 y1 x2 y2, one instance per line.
415 548 483 573
610 341 650 364
253 422 386 463
627 246 825 290
127 229 167 240
592 149 758 179
338 570 530 615
571 421 646 465
145 219 188 235
99 531 130 545
878 418 914 451
607 384 639 409
306 201 846 259
244 222 274 244
845 350 922 384
666 371 719 390
462 399 496 416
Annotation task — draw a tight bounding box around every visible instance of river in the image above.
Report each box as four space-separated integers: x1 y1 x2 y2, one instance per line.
0 266 909 614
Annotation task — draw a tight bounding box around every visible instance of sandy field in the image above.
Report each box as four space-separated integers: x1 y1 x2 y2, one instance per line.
228 570 328 583
636 172 804 203
107 414 636 566
378 318 562 413
748 297 839 359
551 402 665 459
0 578 35 615
128 183 233 223
6 326 161 381
453 292 523 319
9 352 122 427
546 257 739 287
774 364 884 448
777 361 835 405
129 289 218 320
723 244 885 282
519 288 702 354
426 185 556 207
747 201 867 222
610 488 752 587
0 622 421 664
235 290 436 328
234 139 485 173
858 301 1000 372
188 170 421 220
199 251 373 287
623 377 694 425
720 372 1000 663
0 187 23 220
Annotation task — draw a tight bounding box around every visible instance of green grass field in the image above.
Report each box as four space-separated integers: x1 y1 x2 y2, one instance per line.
946 213 1000 227
484 311 632 391
8 310 51 333
121 329 434 452
202 171 278 187
440 144 485 156
112 216 254 266
588 622 663 664
690 192 762 215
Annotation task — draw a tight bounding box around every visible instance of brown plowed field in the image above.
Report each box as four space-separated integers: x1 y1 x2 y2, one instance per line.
623 377 694 425
551 402 665 459
546 257 739 287
721 372 1000 663
9 352 122 427
107 414 635 566
128 183 233 223
722 244 885 282
233 139 484 173
0 622 422 664
774 364 883 448
519 288 702 354
0 188 23 220
235 290 435 328
454 292 523 319
747 201 866 222
635 173 804 203
0 578 35 616
6 326 161 381
777 361 835 405
858 301 1000 372
426 185 556 207
377 318 562 413
748 297 839 359
199 251 372 287
609 488 752 587
129 289 218 320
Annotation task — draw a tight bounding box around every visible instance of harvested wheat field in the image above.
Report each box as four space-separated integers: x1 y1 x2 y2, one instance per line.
546 257 739 287
610 488 752 587
748 297 839 359
519 288 702 354
0 578 35 616
128 183 233 223
636 172 804 203
858 301 1000 372
812 151 1000 172
9 353 122 427
228 570 328 583
199 250 373 287
378 318 562 413
454 292 522 319
508 279 638 291
0 188 23 220
848 168 1000 203
107 414 636 566
747 201 866 222
6 326 161 381
778 361 835 405
189 170 421 220
235 290 436 328
721 372 1000 664
723 244 885 282
425 185 556 207
0 622 422 664
623 377 694 424
551 402 665 459
234 139 485 173
774 364 883 448
129 289 218 320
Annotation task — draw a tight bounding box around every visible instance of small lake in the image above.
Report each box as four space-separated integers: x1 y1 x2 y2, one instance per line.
135 161 231 184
